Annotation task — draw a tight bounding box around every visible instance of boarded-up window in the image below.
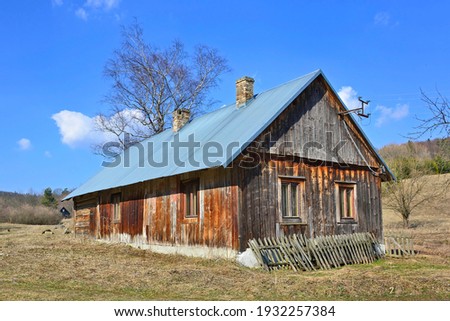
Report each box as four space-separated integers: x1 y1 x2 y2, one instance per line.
111 193 121 222
280 177 305 222
336 183 357 221
181 179 199 218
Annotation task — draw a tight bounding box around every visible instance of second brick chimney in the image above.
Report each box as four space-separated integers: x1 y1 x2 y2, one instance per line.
172 108 190 132
236 76 255 107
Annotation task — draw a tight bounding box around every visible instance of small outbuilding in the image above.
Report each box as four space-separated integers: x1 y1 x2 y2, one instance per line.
60 207 71 218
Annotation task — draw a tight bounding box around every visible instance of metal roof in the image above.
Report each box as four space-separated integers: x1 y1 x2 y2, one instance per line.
64 69 393 200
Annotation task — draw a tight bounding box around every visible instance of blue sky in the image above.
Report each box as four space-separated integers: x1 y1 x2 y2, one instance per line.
1 0 449 193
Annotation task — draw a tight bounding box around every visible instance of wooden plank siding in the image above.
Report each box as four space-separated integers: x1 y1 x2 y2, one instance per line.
73 193 97 235
234 75 384 251
235 154 382 252
74 167 240 250
258 75 380 169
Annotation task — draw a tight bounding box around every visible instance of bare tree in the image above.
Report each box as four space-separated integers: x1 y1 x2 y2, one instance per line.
95 21 230 153
384 174 427 228
411 89 450 139
383 162 449 228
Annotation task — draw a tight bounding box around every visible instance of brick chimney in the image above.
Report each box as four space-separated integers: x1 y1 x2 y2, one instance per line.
172 109 191 132
236 76 255 107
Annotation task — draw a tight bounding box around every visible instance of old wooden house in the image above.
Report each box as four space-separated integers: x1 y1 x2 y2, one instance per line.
65 70 394 258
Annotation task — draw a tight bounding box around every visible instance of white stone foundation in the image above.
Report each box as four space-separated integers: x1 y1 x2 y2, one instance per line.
97 233 238 260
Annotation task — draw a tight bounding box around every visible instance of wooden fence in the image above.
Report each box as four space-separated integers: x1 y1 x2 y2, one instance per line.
384 235 415 257
248 232 381 271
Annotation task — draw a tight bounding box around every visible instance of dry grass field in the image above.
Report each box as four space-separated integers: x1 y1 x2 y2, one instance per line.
383 174 449 259
0 175 449 301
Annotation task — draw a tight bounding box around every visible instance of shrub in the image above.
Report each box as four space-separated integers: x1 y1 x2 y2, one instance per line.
0 203 61 225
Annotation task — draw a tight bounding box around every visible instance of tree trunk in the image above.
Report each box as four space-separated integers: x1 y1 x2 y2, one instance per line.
403 217 410 228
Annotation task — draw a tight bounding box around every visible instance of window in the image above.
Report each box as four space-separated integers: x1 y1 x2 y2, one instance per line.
111 193 121 222
336 183 357 222
181 179 199 217
280 177 305 221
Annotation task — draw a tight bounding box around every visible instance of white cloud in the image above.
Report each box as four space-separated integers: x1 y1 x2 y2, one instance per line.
18 138 31 151
338 86 360 109
374 11 399 27
52 110 100 148
75 8 88 20
375 104 409 127
52 109 146 149
86 0 120 11
338 86 408 127
44 151 52 158
75 0 120 20
374 12 390 26
52 0 63 6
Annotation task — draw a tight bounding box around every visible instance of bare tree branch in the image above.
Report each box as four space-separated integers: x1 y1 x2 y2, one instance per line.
95 21 230 154
410 89 450 139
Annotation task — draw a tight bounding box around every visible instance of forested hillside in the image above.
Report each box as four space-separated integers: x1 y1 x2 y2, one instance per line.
378 138 450 179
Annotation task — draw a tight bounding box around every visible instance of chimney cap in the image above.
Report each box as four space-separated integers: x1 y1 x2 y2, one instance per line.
236 76 255 84
236 76 255 107
172 108 191 132
173 108 190 115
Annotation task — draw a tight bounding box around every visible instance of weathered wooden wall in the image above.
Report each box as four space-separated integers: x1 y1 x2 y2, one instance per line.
259 75 380 168
73 193 97 235
236 154 383 252
75 167 239 250
97 186 144 239
234 75 384 251
142 167 239 249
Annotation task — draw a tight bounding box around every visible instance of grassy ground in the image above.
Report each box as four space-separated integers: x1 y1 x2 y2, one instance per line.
1 176 449 301
383 174 450 259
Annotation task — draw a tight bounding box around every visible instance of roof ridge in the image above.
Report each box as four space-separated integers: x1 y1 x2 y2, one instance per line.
254 69 322 96
168 69 322 131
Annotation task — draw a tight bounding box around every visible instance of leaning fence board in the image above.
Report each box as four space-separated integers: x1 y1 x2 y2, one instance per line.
325 236 340 268
351 235 364 264
279 237 301 271
290 235 315 271
249 232 381 272
342 235 357 264
311 238 329 269
320 237 336 268
278 240 298 271
355 233 368 263
331 235 347 266
349 234 364 264
319 237 333 269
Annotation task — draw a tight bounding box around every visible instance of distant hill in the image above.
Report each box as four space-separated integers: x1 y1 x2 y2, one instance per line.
0 188 73 207
378 138 450 179
0 191 41 208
